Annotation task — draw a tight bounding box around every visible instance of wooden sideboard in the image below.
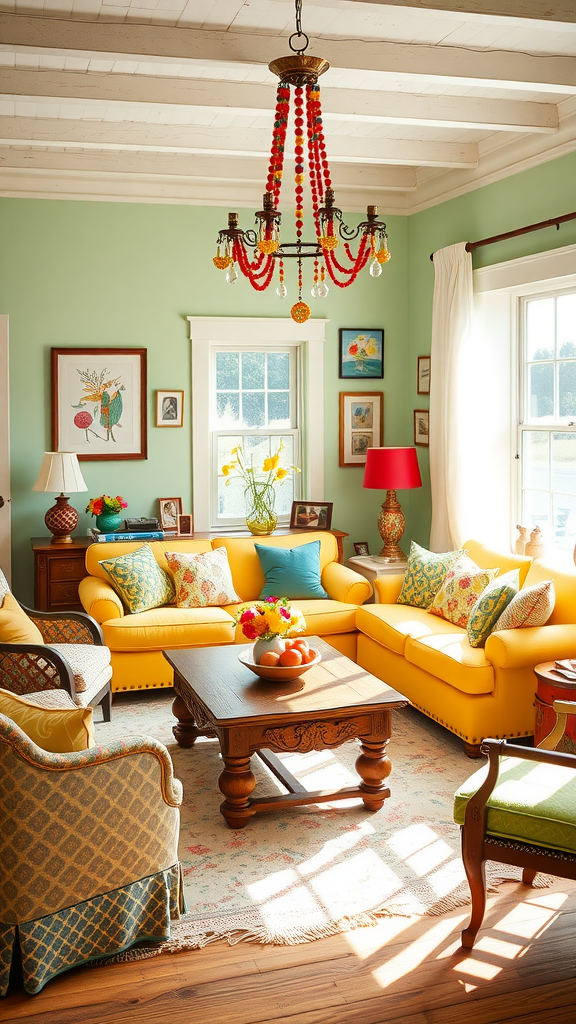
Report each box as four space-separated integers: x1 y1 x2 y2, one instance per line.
31 536 91 612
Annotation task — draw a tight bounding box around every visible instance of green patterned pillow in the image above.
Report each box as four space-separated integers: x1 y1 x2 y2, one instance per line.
466 569 519 648
397 541 466 609
99 544 175 613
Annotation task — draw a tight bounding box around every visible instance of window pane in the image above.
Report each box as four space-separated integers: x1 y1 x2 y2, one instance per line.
216 351 239 390
242 392 265 427
218 475 245 518
559 361 576 418
554 494 576 553
528 363 553 419
268 391 290 425
552 432 576 496
268 352 290 390
242 352 265 390
523 431 549 490
526 297 555 360
523 489 550 538
216 392 239 424
558 294 576 356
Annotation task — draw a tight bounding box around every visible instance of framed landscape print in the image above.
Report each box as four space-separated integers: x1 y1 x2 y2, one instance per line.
51 348 147 461
339 329 384 379
417 356 430 394
414 409 429 446
339 392 383 466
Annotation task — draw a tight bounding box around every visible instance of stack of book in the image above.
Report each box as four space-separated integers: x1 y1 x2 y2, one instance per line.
88 528 165 543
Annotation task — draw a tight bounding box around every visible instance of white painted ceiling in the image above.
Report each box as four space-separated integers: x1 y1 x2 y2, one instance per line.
0 0 575 212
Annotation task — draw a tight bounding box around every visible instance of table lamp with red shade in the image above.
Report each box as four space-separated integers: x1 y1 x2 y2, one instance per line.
363 447 422 563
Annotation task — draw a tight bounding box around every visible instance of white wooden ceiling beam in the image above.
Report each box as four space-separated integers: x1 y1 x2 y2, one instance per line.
1 69 559 134
1 15 575 94
0 118 478 168
347 0 576 25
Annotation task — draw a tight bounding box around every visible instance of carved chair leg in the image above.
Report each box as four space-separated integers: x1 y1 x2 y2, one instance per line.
461 845 487 949
100 687 112 723
522 867 537 886
464 742 483 759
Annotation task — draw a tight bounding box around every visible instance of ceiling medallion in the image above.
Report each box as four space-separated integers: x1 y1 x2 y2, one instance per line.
213 0 391 323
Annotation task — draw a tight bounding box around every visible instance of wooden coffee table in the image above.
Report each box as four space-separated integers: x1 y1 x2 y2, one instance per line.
165 637 408 829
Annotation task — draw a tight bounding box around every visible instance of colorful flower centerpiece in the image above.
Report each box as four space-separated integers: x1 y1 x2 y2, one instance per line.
86 494 128 533
236 596 310 665
221 440 300 536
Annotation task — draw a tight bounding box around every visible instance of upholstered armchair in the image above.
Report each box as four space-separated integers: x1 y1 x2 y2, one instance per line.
0 712 184 995
0 569 112 720
454 698 576 948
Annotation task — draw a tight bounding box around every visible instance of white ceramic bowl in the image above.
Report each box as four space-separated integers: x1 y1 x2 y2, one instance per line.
237 647 321 682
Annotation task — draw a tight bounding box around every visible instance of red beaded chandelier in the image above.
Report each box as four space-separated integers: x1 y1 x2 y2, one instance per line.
213 0 391 324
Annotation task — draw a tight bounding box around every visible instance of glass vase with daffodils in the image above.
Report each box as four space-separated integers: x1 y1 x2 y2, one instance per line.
221 440 300 535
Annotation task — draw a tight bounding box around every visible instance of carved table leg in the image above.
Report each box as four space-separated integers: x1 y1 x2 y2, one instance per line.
218 755 257 829
355 737 391 811
172 693 202 747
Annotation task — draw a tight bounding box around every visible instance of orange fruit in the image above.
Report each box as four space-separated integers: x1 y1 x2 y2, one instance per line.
291 638 310 654
301 648 318 664
259 651 280 666
278 648 303 667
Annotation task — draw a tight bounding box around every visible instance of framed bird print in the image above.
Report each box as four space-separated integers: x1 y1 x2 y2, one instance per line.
51 348 147 460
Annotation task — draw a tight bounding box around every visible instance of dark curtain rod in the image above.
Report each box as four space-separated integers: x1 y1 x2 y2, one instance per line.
429 210 576 261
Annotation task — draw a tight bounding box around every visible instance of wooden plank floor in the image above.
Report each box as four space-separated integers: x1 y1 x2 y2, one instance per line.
4 877 576 1024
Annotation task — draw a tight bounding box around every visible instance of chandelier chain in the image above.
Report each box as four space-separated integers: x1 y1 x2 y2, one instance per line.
295 0 302 36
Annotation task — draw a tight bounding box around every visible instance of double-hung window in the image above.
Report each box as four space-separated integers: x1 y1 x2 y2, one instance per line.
518 289 576 555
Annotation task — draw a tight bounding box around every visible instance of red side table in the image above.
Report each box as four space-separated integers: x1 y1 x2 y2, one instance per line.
534 661 576 749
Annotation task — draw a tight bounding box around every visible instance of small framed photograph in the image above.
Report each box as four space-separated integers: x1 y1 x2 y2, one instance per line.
414 409 429 446
354 542 370 556
339 329 384 379
178 514 194 536
158 497 182 532
417 356 430 395
290 501 333 530
339 392 383 467
156 390 184 427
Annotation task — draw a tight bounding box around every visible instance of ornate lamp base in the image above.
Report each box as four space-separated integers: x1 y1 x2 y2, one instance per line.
377 489 407 563
44 493 79 545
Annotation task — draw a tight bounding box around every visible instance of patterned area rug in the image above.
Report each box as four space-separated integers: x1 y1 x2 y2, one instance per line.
98 690 536 953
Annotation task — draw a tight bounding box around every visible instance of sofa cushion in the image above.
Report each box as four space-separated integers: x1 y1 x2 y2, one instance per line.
356 602 465 656
212 533 338 603
466 570 519 648
101 605 235 652
255 540 328 599
85 538 213 580
405 632 494 694
429 555 499 629
0 593 44 644
99 544 175 613
454 755 576 854
0 687 94 752
493 579 555 631
397 541 466 610
165 547 240 608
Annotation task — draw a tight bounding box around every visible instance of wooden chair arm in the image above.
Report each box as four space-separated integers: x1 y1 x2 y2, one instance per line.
19 603 104 645
538 699 576 750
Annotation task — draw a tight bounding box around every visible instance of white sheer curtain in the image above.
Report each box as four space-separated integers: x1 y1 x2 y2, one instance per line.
429 242 474 551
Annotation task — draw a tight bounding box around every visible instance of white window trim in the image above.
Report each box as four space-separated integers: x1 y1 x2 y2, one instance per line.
188 316 327 532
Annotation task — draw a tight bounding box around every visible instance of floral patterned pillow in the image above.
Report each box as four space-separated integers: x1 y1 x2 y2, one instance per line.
165 548 240 608
397 541 466 609
429 555 500 629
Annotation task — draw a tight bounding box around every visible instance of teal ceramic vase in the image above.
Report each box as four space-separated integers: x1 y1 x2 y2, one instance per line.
95 512 123 533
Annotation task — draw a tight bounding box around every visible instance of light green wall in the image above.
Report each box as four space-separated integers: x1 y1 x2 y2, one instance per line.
405 150 576 548
0 198 408 601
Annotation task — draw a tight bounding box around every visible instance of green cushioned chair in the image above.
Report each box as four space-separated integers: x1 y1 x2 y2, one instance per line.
454 699 576 949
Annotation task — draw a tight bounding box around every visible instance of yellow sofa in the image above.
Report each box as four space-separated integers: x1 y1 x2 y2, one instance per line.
78 532 371 693
355 539 576 756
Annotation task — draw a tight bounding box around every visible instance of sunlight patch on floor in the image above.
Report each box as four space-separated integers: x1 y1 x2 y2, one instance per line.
474 935 524 958
386 823 444 859
371 915 457 988
297 822 376 875
309 850 404 915
247 868 299 902
453 958 502 980
494 897 564 939
342 915 419 959
403 837 455 877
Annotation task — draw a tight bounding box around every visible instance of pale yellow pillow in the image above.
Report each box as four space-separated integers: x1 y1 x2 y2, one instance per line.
0 688 94 752
0 592 44 644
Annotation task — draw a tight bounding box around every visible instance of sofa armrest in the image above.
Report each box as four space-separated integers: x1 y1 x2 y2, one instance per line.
78 576 124 623
373 574 405 603
321 561 372 605
485 623 576 669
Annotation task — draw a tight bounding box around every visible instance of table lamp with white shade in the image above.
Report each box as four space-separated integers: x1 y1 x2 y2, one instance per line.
32 452 88 544
363 447 422 563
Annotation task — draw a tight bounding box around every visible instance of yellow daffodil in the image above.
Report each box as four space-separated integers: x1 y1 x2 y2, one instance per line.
263 454 280 472
275 467 288 481
221 464 232 476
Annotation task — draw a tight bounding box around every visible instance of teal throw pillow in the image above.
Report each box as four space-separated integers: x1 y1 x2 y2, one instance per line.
255 541 328 599
99 543 175 613
397 541 466 610
466 569 519 648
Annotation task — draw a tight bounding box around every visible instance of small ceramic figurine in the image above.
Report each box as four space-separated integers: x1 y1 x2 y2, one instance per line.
515 525 528 555
525 525 545 559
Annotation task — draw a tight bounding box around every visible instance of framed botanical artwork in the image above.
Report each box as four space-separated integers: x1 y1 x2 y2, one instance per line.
339 329 384 379
290 501 333 530
177 514 194 536
156 390 184 427
414 409 430 446
339 392 383 467
158 496 182 532
417 356 430 395
354 541 370 555
51 348 147 461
